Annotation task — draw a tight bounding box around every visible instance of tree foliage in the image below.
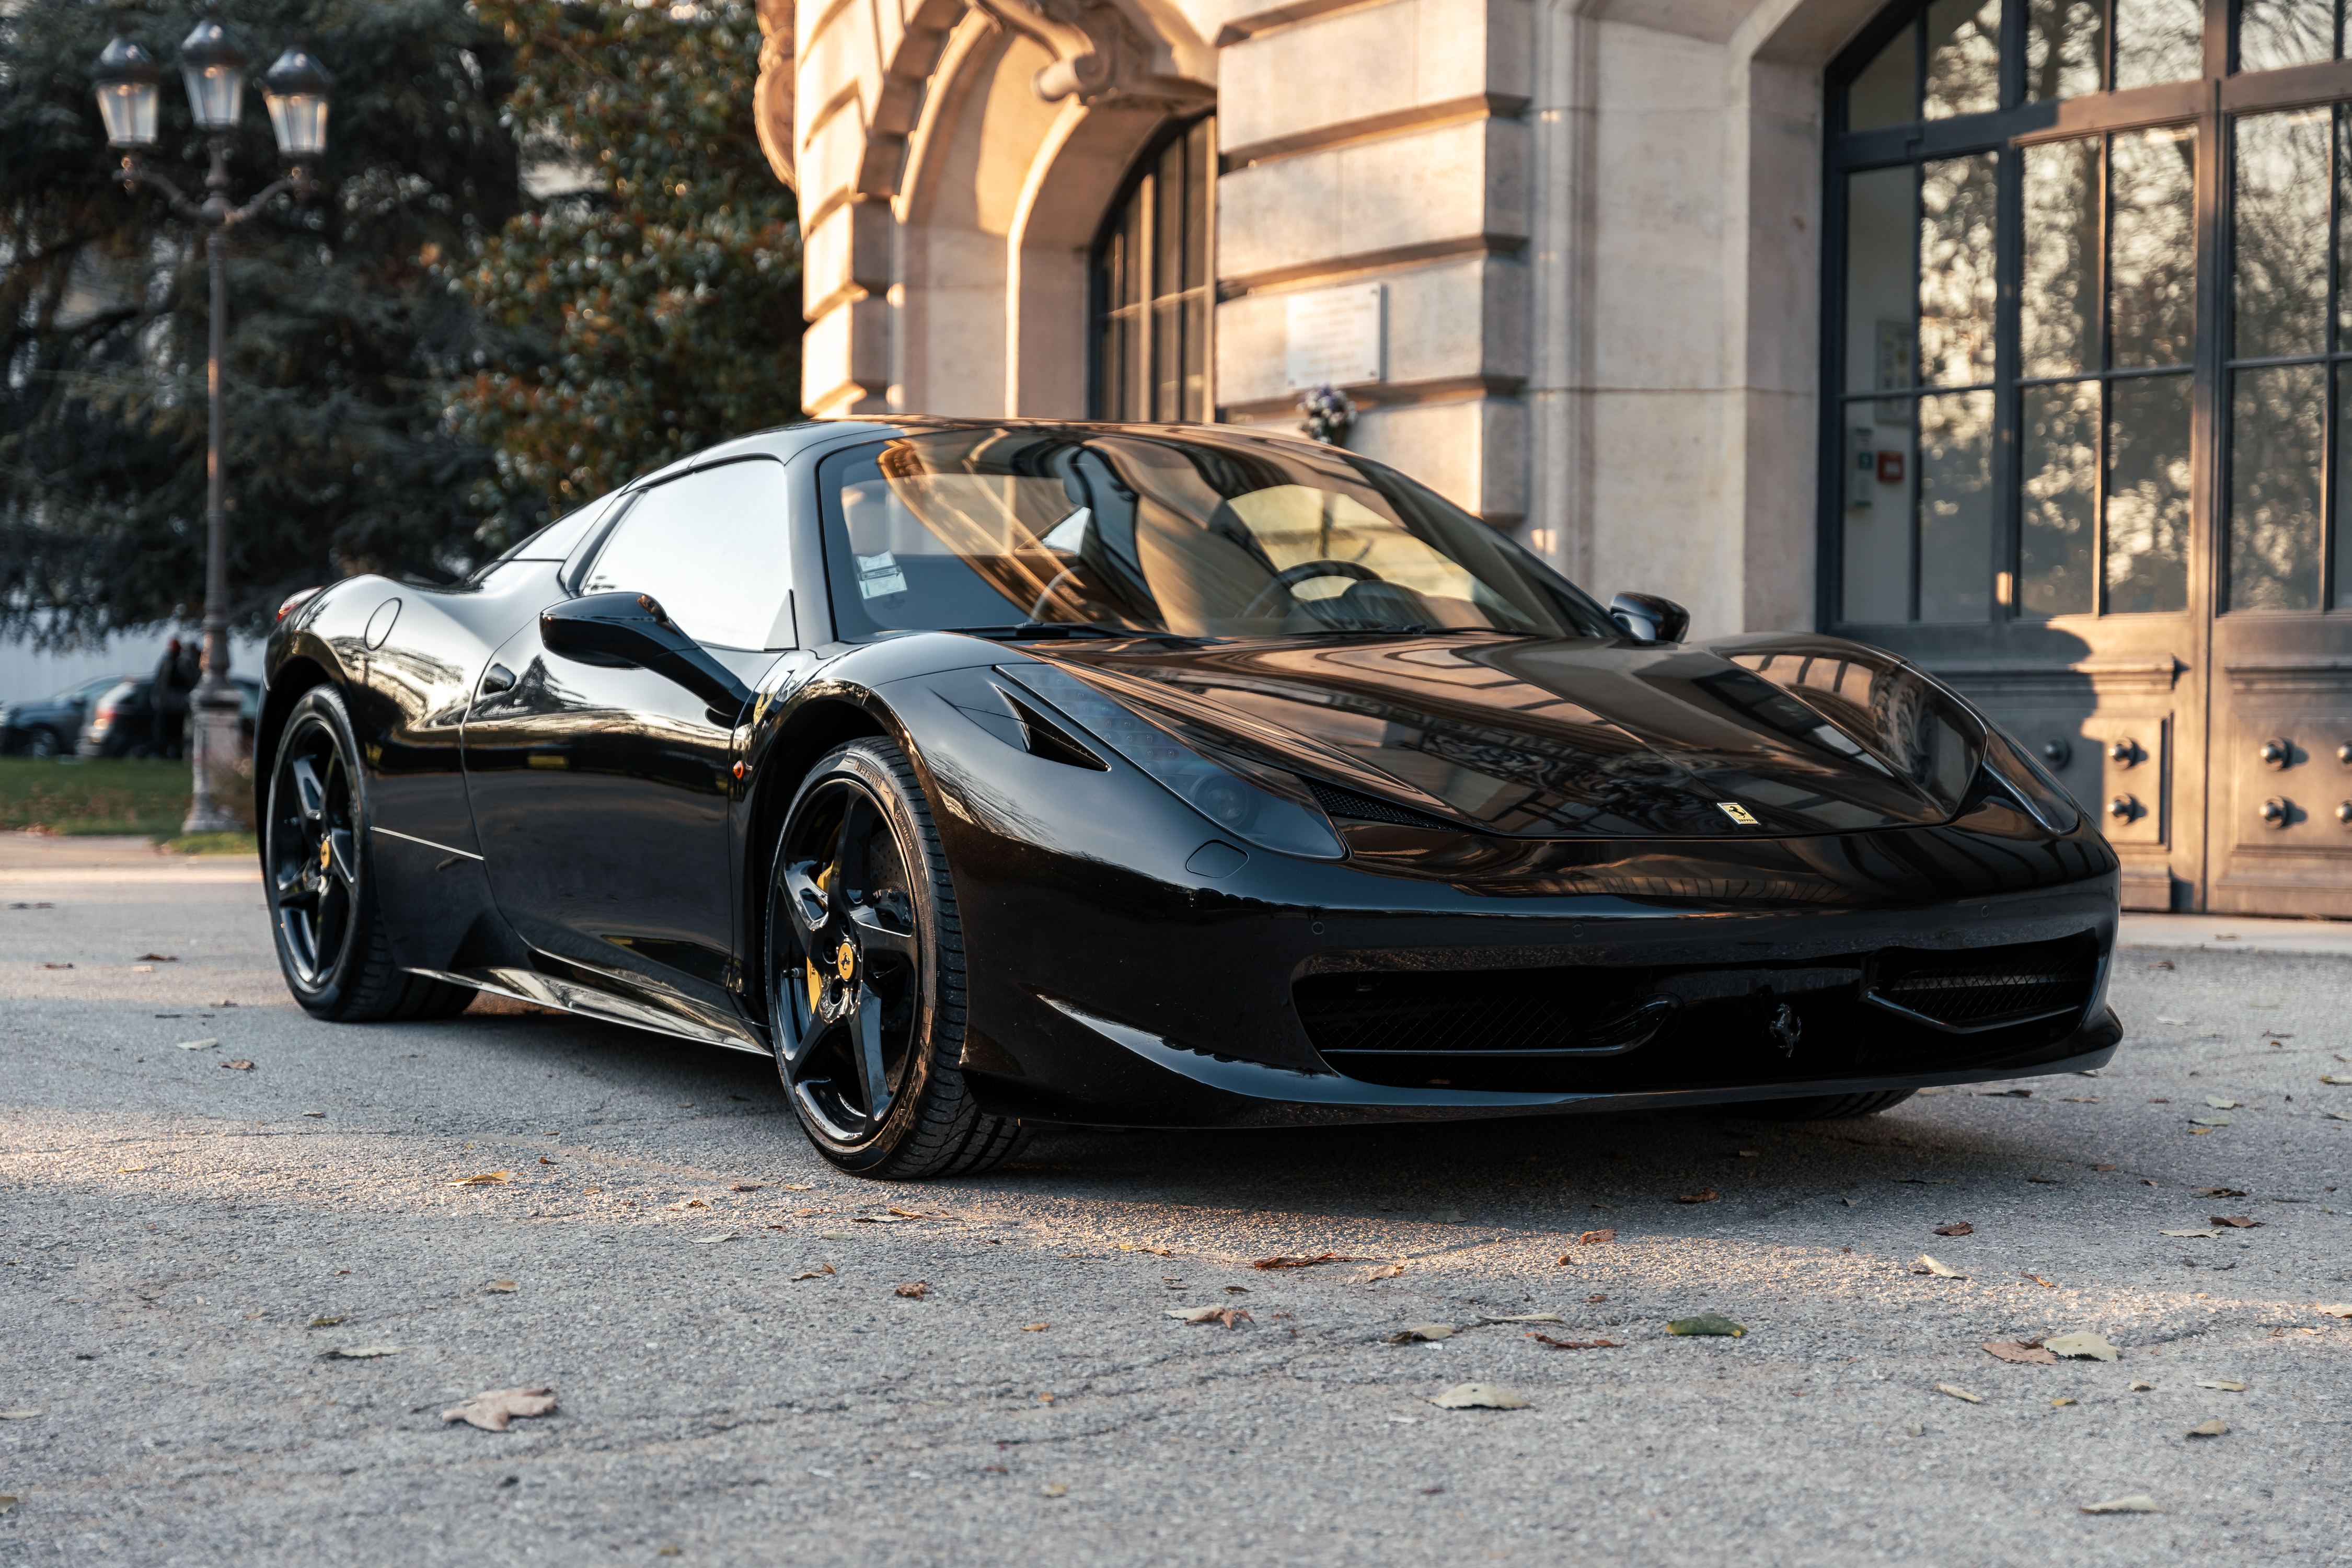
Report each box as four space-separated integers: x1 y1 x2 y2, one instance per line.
0 0 522 641
450 0 802 538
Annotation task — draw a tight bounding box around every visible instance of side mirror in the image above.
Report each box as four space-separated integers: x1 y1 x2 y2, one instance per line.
1608 591 1690 643
540 592 754 719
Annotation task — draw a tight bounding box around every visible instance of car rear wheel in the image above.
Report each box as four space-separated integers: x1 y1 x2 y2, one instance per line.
266 686 471 1022
1739 1089 1917 1121
25 727 59 759
765 737 1025 1180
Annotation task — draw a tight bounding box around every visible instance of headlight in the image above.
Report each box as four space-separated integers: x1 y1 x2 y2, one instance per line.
1980 728 2080 834
998 663 1345 860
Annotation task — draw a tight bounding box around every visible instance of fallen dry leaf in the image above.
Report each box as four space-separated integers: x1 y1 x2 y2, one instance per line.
1040 1482 1068 1498
486 1280 518 1294
1578 1229 1618 1245
1387 1323 1454 1343
1478 1313 1564 1324
2080 1494 2160 1514
448 1172 510 1186
1665 1312 1745 1337
2198 1187 2250 1198
2185 1418 2229 1437
41 963 70 970
2315 1304 2352 1318
1116 1242 1174 1255
1933 1222 1975 1237
1250 1252 1358 1270
2194 1378 2247 1391
2042 1330 2119 1362
1982 1340 2057 1365
1526 1334 1618 1350
1363 1262 1406 1281
0 1411 45 1420
307 1315 345 1329
2205 1096 2239 1110
220 1059 255 1071
2210 1215 2262 1228
2322 1075 2352 1086
684 1199 709 1209
135 953 177 962
1165 1306 1252 1329
894 1282 929 1299
1912 1254 1966 1278
319 1345 404 1359
1586 1294 1609 1304
174 1038 217 1051
2129 1380 2154 1392
1021 1323 1049 1332
790 1266 835 1281
2021 1273 2058 1289
1935 1383 1983 1403
1224 1286 1250 1294
689 1231 738 1246
1427 1382 1530 1410
2160 1227 2224 1239
441 1387 558 1432
1676 1190 1719 1204
851 1215 911 1225
729 1182 763 1192
782 1182 815 1191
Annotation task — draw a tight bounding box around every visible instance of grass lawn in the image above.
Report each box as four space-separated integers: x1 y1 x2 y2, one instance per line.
0 758 255 852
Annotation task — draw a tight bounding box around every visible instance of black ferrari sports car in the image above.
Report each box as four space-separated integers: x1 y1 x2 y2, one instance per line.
259 417 2121 1179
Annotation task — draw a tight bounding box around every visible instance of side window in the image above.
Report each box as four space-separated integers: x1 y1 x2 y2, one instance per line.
578 459 797 649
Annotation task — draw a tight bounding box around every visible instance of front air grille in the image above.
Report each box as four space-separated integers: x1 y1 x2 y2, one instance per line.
1306 780 1465 832
1866 937 2099 1033
1293 969 1671 1057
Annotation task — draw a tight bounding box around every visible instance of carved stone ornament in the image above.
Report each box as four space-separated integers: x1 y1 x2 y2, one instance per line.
753 0 797 189
977 0 1214 108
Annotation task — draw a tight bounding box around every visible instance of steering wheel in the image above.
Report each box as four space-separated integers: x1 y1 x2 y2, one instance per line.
1239 559 1381 621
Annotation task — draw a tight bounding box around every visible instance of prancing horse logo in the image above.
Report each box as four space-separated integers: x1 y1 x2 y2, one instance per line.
1716 801 1760 826
1767 1004 1802 1055
835 939 856 981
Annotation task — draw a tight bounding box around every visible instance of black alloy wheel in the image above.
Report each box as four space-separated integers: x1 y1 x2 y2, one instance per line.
264 686 469 1022
766 738 1025 1179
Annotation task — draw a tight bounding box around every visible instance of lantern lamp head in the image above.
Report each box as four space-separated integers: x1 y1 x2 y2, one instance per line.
177 6 251 132
91 27 164 151
260 43 332 160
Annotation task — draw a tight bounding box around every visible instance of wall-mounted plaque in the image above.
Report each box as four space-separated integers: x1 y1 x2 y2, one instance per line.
1285 285 1384 390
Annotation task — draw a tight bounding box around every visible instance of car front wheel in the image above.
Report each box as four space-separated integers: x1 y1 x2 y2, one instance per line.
765 737 1025 1180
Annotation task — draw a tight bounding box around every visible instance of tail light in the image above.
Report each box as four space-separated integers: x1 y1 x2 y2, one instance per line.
278 586 323 622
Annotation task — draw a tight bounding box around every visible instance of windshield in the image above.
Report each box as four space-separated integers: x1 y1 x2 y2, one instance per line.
817 427 1620 641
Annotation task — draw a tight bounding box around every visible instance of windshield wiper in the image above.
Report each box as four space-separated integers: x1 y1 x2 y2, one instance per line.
1281 624 1546 638
940 621 1138 641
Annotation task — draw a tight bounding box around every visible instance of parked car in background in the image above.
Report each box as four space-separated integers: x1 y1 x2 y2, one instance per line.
76 677 259 758
0 674 132 757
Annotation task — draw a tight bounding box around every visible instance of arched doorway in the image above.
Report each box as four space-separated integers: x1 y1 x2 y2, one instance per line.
1090 115 1215 423
1825 0 2352 914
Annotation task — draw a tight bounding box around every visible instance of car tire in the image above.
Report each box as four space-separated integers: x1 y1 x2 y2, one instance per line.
765 737 1027 1181
1739 1088 1917 1121
264 685 471 1023
26 727 59 759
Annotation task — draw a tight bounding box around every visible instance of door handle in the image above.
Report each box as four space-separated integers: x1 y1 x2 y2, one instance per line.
481 664 515 696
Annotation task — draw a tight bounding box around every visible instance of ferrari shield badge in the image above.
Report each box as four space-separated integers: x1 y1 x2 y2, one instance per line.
835 940 856 980
1716 802 1760 826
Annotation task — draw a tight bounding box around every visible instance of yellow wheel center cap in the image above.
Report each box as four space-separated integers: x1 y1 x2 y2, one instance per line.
835 940 856 981
318 837 331 871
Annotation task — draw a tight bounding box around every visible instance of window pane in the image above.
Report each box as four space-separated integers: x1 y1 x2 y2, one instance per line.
2106 373 2193 612
2023 138 2100 377
2337 363 2352 606
1919 390 1996 619
1182 293 1208 423
1846 166 1917 398
2239 0 2334 72
2109 126 2197 368
2021 382 2101 615
1154 142 1184 305
1848 25 1918 131
1920 152 1999 387
1152 297 1183 422
2027 0 2104 99
2233 110 2331 359
1925 0 2002 118
2114 0 2203 87
1841 405 1917 620
2230 362 2327 609
581 463 795 650
1184 119 1213 292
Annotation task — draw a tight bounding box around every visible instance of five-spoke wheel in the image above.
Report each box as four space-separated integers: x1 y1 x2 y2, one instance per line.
269 699 363 991
765 738 1025 1178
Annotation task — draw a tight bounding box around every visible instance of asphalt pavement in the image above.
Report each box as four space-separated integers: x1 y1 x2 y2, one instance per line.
3 833 2348 1565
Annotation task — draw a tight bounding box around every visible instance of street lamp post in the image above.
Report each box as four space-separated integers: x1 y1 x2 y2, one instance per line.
91 7 331 834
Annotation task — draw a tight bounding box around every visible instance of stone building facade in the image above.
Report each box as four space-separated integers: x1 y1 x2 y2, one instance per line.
758 0 2352 918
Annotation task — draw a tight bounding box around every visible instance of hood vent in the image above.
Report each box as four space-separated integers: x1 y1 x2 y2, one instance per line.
1306 780 1466 833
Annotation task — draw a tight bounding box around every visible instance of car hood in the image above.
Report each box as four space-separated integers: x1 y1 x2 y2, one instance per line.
1034 631 1988 839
